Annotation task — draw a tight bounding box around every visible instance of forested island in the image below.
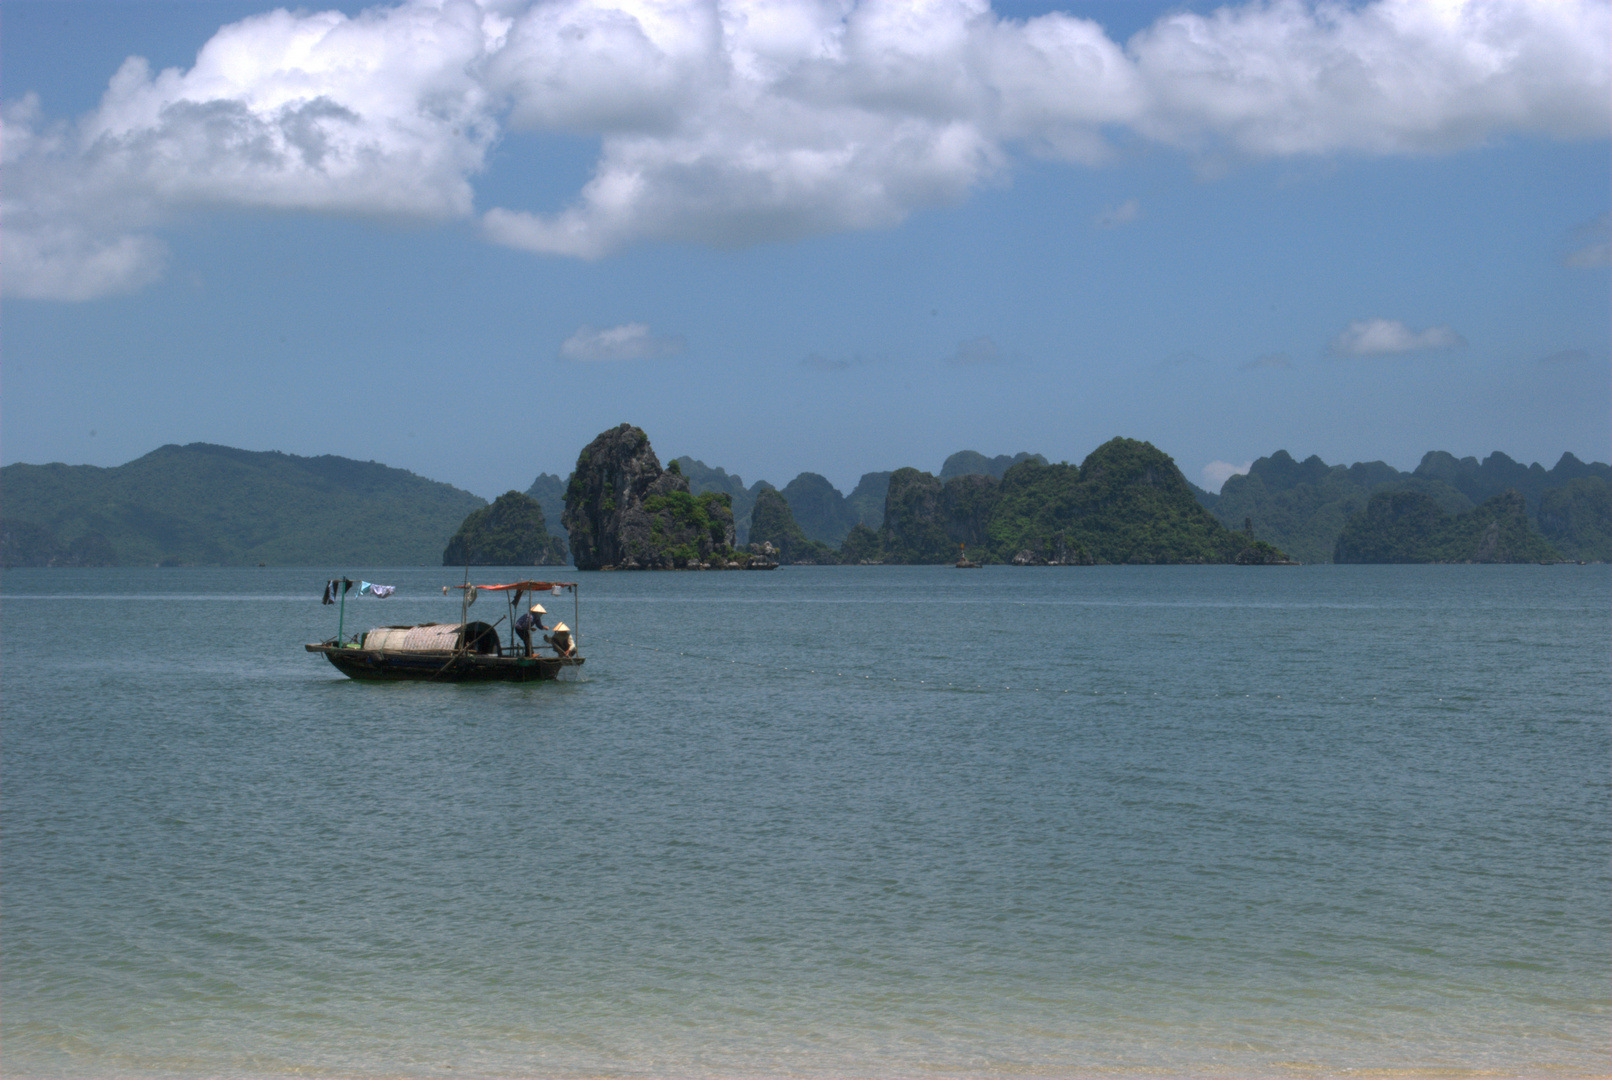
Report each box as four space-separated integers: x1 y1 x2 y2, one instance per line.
441 492 568 567
3 433 1605 567
1205 449 1608 563
555 426 1289 568
0 443 484 567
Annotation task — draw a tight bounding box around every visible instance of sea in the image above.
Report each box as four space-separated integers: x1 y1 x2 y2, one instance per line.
2 564 1607 1079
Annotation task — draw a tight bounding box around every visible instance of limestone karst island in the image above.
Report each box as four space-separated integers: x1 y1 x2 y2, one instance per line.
2 425 1606 568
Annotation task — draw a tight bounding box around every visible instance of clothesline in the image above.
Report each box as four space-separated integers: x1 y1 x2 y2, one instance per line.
322 578 396 603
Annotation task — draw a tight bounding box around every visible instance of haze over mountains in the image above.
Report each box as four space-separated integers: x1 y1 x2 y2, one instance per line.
3 439 1606 567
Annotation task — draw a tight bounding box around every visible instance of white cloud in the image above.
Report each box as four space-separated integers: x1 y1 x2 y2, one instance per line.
4 3 501 298
1093 197 1140 229
559 322 685 361
1202 460 1253 491
6 0 1610 295
1129 0 1610 156
1329 317 1466 356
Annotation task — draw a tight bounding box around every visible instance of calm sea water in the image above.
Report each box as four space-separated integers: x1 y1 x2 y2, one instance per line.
3 565 1607 1079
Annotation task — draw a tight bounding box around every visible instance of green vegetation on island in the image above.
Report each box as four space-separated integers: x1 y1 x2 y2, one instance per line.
7 434 1602 571
442 491 568 566
562 425 744 570
673 456 771 545
1 443 486 567
939 450 1046 481
866 438 1289 565
1537 477 1612 562
1334 490 1560 563
1213 450 1609 564
674 457 890 548
748 488 841 564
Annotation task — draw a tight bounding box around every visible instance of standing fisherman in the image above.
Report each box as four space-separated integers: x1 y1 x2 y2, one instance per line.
514 603 547 657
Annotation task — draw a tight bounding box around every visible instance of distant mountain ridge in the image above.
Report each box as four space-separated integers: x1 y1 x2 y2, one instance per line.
1211 450 1609 563
2 443 486 567
7 440 1603 568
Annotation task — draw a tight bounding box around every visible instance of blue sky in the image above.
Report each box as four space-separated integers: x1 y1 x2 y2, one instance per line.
3 0 1607 499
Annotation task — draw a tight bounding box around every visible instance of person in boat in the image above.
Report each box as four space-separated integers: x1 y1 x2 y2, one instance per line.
546 622 576 658
514 603 547 657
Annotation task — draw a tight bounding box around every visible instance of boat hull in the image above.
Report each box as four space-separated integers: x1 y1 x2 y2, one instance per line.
306 644 583 682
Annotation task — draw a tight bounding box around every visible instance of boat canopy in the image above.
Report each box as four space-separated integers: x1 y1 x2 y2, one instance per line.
363 621 501 654
449 581 577 592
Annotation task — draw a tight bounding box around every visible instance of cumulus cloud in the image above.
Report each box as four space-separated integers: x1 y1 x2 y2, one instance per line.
1201 460 1253 491
1329 317 1466 356
559 322 685 361
6 0 1610 295
4 3 500 297
1093 197 1140 229
1128 0 1609 155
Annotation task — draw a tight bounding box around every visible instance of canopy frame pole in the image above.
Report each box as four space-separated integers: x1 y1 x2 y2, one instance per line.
337 577 347 645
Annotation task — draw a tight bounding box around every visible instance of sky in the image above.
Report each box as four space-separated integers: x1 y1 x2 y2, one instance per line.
3 0 1608 500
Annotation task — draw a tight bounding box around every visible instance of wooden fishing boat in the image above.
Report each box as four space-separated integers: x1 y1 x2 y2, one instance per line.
307 579 584 682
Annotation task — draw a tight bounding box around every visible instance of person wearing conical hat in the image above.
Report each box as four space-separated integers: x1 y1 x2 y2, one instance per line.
547 622 575 658
514 602 547 657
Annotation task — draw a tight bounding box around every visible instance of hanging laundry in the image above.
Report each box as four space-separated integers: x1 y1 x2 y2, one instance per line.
369 584 396 598
466 587 478 607
322 580 335 605
551 585 563 596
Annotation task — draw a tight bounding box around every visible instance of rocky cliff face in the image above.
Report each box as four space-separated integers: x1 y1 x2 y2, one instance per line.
878 468 950 562
875 470 1003 562
561 424 737 570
